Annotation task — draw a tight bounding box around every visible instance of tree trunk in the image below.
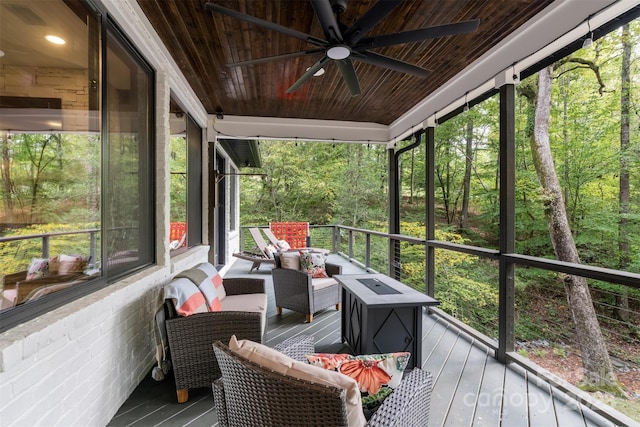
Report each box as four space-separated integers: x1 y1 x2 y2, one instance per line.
617 24 631 321
531 66 619 390
460 117 473 229
1 132 14 223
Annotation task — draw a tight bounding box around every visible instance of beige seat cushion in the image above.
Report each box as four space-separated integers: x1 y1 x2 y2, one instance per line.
312 277 338 290
221 293 267 313
279 251 301 270
221 294 267 334
229 336 366 427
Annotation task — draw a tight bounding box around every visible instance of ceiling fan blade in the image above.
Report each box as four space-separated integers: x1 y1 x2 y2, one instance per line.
311 0 343 42
344 0 403 44
204 2 326 47
335 58 361 97
227 49 324 68
286 56 330 93
355 19 480 50
352 51 429 77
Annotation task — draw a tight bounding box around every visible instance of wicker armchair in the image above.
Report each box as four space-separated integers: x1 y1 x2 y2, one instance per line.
212 336 433 427
272 258 342 323
165 277 265 403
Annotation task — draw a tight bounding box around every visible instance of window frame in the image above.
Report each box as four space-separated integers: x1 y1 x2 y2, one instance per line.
0 5 156 332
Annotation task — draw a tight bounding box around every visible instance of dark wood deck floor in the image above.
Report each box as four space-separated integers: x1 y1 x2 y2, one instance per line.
108 255 627 427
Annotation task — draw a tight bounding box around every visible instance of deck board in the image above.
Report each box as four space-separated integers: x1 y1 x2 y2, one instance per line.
527 373 559 427
443 345 490 427
469 353 505 426
107 256 631 427
429 335 475 427
501 364 530 427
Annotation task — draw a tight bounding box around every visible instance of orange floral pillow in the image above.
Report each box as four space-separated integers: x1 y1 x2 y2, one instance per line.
306 352 411 414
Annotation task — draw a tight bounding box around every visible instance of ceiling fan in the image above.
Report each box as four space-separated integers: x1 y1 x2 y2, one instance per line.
204 0 480 97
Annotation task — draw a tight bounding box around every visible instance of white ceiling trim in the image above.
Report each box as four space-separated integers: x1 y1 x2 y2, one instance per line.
211 115 390 144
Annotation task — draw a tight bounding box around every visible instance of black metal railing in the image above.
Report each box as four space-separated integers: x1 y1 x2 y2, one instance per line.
239 223 640 424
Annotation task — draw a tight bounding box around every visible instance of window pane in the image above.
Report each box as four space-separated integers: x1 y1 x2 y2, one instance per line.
169 106 187 253
0 0 100 312
105 28 154 274
186 115 202 246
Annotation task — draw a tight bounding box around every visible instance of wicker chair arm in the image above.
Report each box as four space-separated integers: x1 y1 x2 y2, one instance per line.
222 277 265 296
166 311 263 390
272 268 313 288
325 262 342 277
366 368 433 427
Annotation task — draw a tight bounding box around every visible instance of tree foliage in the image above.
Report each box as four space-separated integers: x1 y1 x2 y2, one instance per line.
240 141 389 227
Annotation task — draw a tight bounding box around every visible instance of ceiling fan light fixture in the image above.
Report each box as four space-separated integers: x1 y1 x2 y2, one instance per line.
327 45 351 60
306 66 325 77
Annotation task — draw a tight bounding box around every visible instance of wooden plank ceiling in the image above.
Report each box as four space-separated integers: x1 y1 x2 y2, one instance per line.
137 0 555 125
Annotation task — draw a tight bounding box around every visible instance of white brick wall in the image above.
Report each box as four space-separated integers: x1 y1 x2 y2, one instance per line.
0 247 209 427
0 0 219 424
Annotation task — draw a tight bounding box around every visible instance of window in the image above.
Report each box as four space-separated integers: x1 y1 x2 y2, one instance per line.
104 22 155 276
0 0 154 331
168 98 202 255
186 115 202 247
169 99 187 253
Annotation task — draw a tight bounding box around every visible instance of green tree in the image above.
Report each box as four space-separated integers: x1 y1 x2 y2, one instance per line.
530 65 620 392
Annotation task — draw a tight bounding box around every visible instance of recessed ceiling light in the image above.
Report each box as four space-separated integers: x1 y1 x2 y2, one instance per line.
45 35 66 45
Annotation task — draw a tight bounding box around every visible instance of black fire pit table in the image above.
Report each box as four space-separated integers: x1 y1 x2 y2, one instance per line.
334 273 439 369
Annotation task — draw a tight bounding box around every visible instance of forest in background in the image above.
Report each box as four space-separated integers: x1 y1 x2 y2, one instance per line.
238 22 639 418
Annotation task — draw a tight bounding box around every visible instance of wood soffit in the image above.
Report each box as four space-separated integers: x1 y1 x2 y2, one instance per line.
137 0 556 126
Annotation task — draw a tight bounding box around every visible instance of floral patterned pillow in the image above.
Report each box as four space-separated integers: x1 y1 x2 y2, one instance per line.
299 251 328 278
306 352 411 414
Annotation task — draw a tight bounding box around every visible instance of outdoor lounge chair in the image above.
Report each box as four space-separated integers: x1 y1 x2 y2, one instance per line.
264 227 329 255
232 228 275 272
